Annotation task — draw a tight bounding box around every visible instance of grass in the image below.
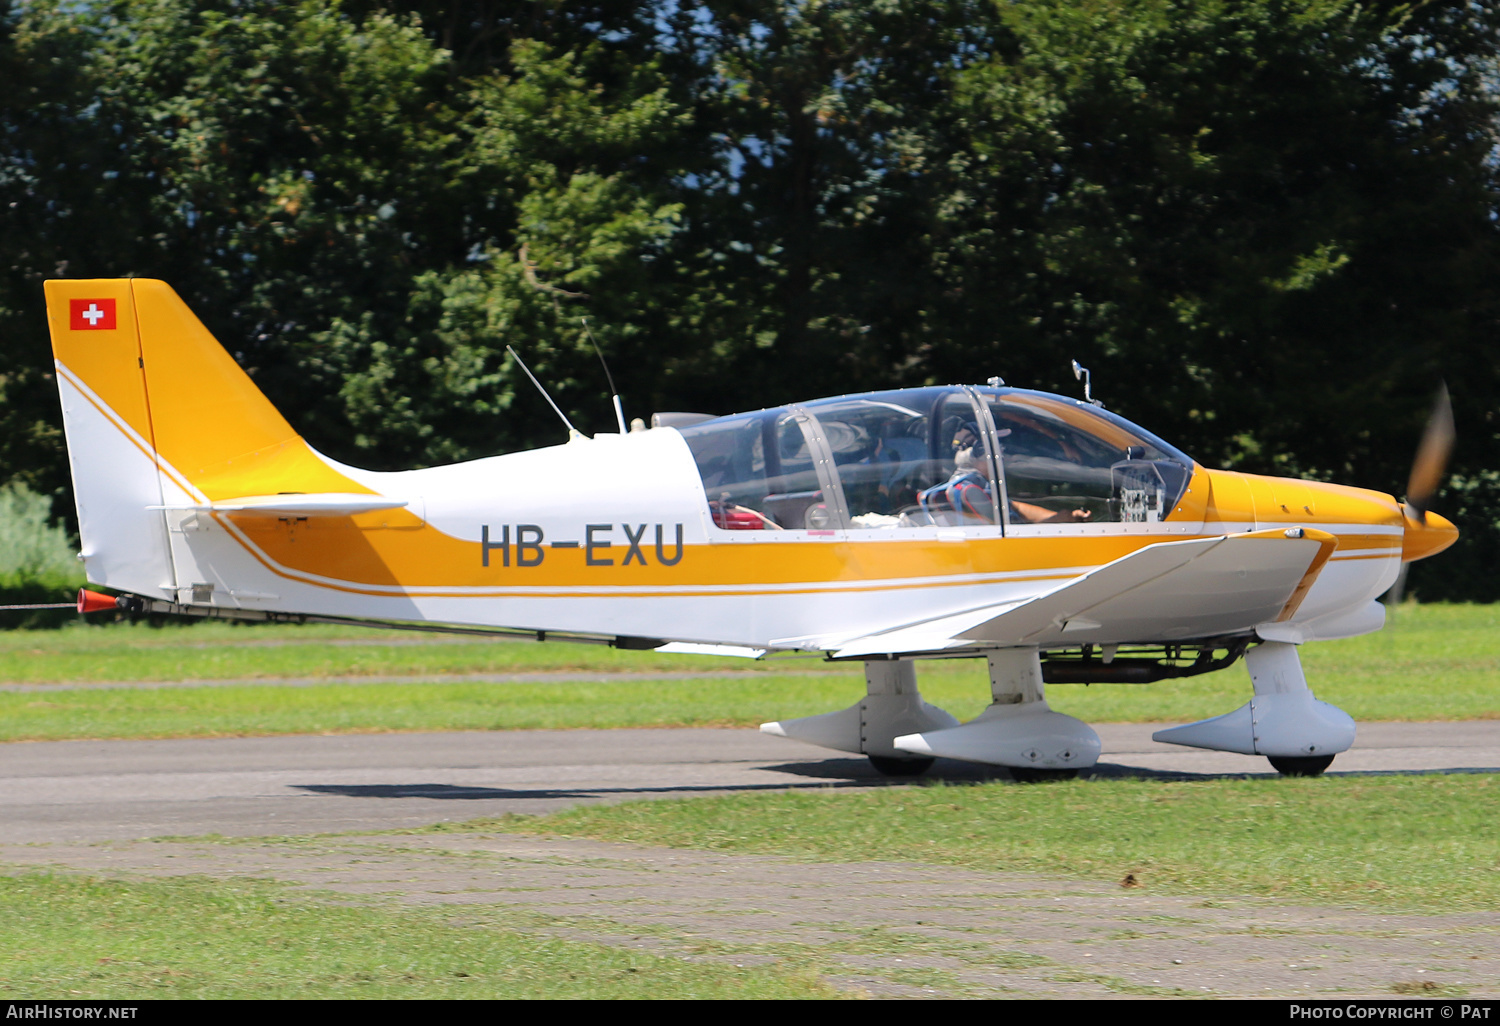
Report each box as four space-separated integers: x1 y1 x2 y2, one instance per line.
3 606 1491 998
1049 601 1500 723
485 772 1500 914
0 603 1493 741
0 673 861 741
0 619 768 682
0 482 86 629
0 873 839 999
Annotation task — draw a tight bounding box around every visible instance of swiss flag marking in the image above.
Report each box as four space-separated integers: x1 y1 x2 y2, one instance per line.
69 298 117 331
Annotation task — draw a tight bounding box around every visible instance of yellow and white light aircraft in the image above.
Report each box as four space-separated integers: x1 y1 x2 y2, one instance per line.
46 279 1458 779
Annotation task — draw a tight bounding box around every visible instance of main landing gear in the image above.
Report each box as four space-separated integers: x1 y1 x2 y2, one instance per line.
758 659 958 777
762 640 1354 780
760 649 1101 781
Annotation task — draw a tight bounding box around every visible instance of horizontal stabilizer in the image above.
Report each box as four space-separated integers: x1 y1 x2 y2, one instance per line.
834 528 1336 657
151 493 407 517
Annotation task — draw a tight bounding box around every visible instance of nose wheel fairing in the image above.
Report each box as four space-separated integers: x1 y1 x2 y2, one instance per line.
1153 641 1355 766
1151 691 1356 758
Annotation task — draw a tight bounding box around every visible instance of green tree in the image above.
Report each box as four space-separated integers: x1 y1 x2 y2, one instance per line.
927 0 1500 489
644 1 994 409
922 0 1500 595
1 0 688 469
332 38 688 456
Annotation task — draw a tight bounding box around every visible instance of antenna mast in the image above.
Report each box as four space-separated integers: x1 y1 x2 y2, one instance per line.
507 345 583 441
582 318 627 434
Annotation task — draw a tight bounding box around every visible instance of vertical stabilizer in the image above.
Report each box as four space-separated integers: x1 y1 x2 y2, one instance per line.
45 278 373 600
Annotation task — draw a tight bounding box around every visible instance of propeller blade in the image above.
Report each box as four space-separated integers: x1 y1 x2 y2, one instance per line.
1405 383 1454 524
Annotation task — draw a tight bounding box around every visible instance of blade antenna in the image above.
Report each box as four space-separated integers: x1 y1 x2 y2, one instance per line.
506 345 582 441
582 317 627 434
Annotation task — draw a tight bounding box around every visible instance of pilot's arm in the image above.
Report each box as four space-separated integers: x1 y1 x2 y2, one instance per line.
1010 499 1092 525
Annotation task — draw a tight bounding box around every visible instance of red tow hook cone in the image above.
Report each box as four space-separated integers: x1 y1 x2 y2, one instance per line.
77 589 117 614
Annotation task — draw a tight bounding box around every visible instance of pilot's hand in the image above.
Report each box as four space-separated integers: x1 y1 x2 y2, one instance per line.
1069 509 1092 522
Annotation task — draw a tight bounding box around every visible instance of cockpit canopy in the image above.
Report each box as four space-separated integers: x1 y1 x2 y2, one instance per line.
676 385 1193 531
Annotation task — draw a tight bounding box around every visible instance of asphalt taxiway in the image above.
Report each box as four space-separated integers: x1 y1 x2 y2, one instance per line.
1 721 1494 844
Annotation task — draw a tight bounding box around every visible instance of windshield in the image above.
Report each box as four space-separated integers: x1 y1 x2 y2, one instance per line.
676 387 1195 531
976 389 1194 524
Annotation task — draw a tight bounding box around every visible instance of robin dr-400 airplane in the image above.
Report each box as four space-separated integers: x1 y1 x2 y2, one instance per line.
47 278 1458 780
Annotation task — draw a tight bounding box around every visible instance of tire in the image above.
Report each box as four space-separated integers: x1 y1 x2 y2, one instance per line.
1009 767 1079 783
868 755 934 777
1268 754 1335 777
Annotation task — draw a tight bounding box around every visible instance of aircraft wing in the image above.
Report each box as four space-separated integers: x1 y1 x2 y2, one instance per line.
832 528 1337 658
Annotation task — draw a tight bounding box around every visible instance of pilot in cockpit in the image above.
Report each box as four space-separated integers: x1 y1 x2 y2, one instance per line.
949 421 986 476
921 432 1092 526
951 420 980 458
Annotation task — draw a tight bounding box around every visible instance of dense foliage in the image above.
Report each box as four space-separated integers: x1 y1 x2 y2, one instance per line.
1 0 1496 596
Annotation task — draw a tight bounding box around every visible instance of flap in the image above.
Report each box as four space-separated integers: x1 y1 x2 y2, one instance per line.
655 642 768 659
833 529 1336 657
829 600 1029 658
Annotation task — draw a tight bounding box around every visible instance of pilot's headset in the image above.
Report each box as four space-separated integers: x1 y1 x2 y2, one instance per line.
952 421 980 470
954 422 1011 472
